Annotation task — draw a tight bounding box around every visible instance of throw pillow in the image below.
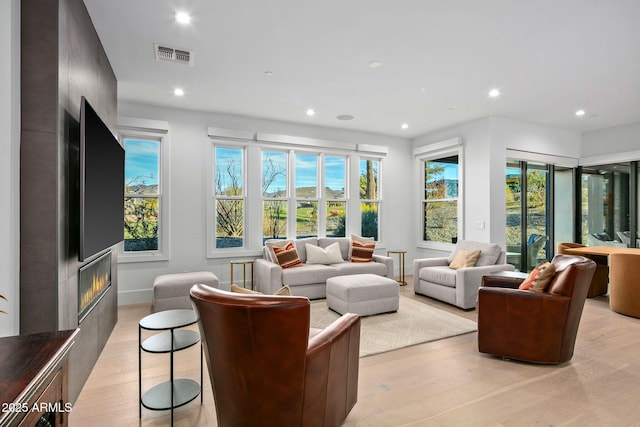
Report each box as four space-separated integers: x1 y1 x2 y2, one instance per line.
273 285 292 296
449 249 482 269
519 261 556 292
305 242 344 265
266 240 303 269
350 234 375 263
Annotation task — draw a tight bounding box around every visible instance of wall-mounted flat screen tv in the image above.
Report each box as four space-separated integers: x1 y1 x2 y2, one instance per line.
79 96 124 262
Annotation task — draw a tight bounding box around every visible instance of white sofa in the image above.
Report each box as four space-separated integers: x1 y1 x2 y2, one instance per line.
413 240 515 309
254 237 394 299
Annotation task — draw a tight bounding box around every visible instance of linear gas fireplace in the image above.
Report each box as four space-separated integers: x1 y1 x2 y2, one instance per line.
78 250 112 323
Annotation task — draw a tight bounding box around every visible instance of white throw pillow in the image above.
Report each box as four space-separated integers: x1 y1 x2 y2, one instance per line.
305 242 344 265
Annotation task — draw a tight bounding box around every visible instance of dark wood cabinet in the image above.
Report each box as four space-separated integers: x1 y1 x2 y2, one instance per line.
0 329 78 427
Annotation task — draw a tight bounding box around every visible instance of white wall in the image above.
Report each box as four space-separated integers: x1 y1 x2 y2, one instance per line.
412 118 491 259
0 0 20 337
411 116 582 260
488 116 582 247
582 121 640 158
117 102 412 305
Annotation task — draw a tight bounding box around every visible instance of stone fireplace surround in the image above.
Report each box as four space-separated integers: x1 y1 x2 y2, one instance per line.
20 0 118 403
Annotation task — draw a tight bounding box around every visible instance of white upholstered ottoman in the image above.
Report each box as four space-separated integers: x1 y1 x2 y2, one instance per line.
152 271 219 312
326 273 399 316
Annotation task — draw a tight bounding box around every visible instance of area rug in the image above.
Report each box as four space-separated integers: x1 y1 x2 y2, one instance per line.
310 296 477 357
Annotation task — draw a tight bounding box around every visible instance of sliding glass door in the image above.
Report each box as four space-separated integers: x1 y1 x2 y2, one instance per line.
506 160 574 271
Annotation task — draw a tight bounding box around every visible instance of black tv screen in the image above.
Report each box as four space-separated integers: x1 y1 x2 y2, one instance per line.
79 96 125 262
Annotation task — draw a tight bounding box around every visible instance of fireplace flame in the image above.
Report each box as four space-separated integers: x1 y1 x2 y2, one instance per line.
80 271 110 313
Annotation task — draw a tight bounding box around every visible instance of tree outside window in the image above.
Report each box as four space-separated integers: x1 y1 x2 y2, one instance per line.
262 151 288 240
359 159 380 240
215 146 244 248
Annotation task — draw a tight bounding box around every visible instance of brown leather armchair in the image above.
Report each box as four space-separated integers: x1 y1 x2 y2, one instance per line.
190 284 361 427
477 254 596 364
609 253 640 318
557 242 609 297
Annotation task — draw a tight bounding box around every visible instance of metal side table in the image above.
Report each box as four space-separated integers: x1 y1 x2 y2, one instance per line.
230 259 255 290
139 309 202 425
386 249 407 286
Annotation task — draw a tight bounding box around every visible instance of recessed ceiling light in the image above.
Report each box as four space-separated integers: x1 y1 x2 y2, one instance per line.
264 71 274 77
336 114 354 121
175 11 191 24
401 123 409 129
488 88 501 98
575 109 586 117
306 109 315 116
174 88 184 96
368 60 383 69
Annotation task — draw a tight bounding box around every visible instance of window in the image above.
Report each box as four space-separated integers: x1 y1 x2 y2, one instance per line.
581 163 634 247
295 153 319 238
205 129 382 255
262 150 288 241
214 146 245 248
325 156 347 237
359 158 380 240
421 155 459 244
263 151 349 241
124 138 161 252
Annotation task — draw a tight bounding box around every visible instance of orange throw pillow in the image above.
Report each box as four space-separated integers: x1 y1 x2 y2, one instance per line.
519 261 556 292
351 235 375 263
270 241 303 269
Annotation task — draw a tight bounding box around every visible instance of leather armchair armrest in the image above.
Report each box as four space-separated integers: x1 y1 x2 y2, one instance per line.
307 313 360 355
456 264 515 286
481 275 524 289
304 313 360 426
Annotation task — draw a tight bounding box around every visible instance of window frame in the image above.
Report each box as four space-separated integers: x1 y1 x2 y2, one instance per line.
261 149 290 242
415 140 464 251
210 143 248 254
294 151 320 238
205 128 387 256
118 124 170 263
323 154 348 238
358 156 382 241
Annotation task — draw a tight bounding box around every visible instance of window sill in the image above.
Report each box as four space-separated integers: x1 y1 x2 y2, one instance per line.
118 251 169 263
416 241 456 252
206 249 264 260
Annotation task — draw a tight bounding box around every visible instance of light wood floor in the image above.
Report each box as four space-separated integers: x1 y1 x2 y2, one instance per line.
70 278 640 426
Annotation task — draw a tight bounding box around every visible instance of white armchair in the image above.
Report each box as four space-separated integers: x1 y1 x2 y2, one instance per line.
413 240 515 309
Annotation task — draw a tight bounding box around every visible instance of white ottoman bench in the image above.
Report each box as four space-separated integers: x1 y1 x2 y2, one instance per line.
152 271 219 312
326 273 399 316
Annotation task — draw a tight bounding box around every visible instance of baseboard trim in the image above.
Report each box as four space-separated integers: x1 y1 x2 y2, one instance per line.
118 289 152 306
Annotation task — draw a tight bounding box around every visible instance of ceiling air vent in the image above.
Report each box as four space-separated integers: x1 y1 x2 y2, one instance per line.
154 44 194 66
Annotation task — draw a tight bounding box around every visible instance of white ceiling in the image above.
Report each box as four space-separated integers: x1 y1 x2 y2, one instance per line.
84 0 640 138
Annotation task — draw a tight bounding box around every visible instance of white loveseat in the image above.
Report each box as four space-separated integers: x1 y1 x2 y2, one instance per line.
254 237 394 299
413 240 515 309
